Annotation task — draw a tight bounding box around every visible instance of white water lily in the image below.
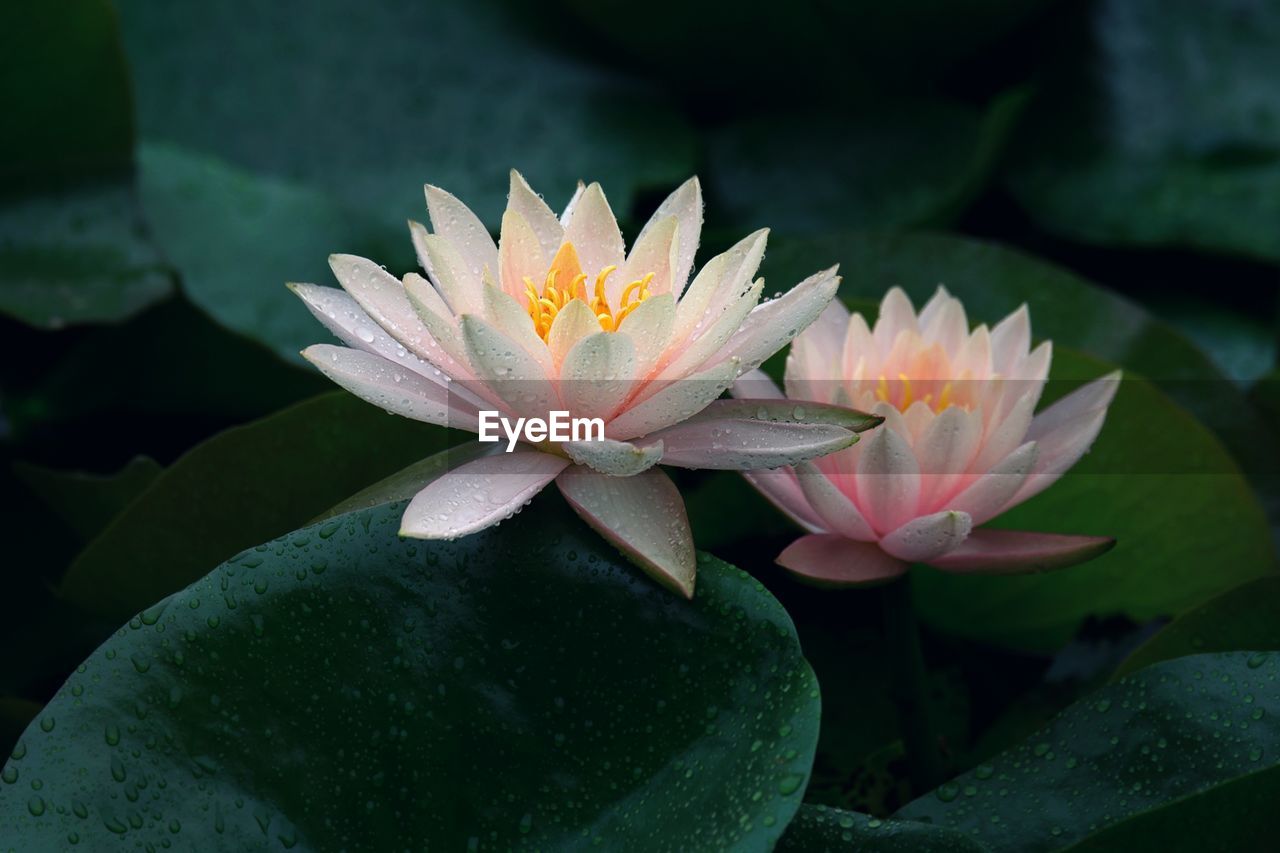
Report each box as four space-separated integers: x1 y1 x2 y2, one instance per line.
292 172 878 596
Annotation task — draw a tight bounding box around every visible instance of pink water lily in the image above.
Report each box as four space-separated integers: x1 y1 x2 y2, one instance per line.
292 172 878 596
734 286 1121 585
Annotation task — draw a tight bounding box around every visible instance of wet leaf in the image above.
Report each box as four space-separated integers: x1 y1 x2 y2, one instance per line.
899 652 1280 850
777 803 990 852
3 499 819 850
58 393 455 619
1006 0 1280 262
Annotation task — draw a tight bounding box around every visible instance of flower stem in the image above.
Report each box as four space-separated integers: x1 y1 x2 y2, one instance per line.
880 573 945 794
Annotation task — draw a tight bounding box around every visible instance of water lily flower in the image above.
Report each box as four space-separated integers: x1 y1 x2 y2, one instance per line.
292 172 880 597
735 287 1120 585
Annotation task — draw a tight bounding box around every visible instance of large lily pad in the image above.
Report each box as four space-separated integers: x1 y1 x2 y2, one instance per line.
899 651 1280 850
58 393 455 619
1117 577 1280 678
2 499 820 850
0 2 171 328
707 95 1023 234
1005 0 1280 262
777 804 989 852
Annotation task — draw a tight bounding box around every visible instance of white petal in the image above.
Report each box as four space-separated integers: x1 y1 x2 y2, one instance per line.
617 215 677 300
482 284 554 374
562 437 663 477
1013 407 1110 506
424 183 498 287
947 441 1038 525
637 177 702 297
660 278 762 380
795 460 878 540
558 181 585 226
301 344 474 430
563 182 625 278
497 209 548 302
920 290 969 358
879 510 972 562
400 450 567 539
652 419 856 470
607 358 740 440
559 331 637 421
915 404 983 508
556 465 696 597
290 283 441 380
855 425 921 534
416 233 484 315
618 292 675 379
507 170 563 260
720 266 841 376
401 272 476 380
329 254 444 363
546 298 602 368
461 315 558 420
672 229 768 345
973 388 1038 472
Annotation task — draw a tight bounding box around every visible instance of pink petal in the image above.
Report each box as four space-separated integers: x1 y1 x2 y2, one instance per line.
794 461 877 541
741 467 825 533
990 303 1031 367
1027 371 1122 440
660 278 762 381
873 287 918 351
918 288 969 357
424 183 498 288
556 466 696 597
927 529 1115 574
1012 407 1109 506
879 510 973 562
400 450 568 539
855 425 921 534
776 535 908 587
651 419 856 470
731 368 784 400
947 441 1038 525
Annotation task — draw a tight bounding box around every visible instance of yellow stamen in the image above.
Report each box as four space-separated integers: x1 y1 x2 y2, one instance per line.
898 373 913 408
521 242 656 341
876 375 890 402
937 381 953 411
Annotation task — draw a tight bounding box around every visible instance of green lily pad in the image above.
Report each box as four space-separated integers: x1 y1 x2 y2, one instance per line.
119 0 695 231
708 94 1024 234
58 392 455 619
899 652 1280 850
913 349 1272 649
137 145 407 363
2 499 820 850
1005 0 1280 262
0 1 171 328
13 456 162 544
777 804 990 852
1116 577 1280 678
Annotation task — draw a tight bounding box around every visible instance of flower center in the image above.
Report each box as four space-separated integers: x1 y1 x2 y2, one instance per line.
523 242 653 341
874 374 960 412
